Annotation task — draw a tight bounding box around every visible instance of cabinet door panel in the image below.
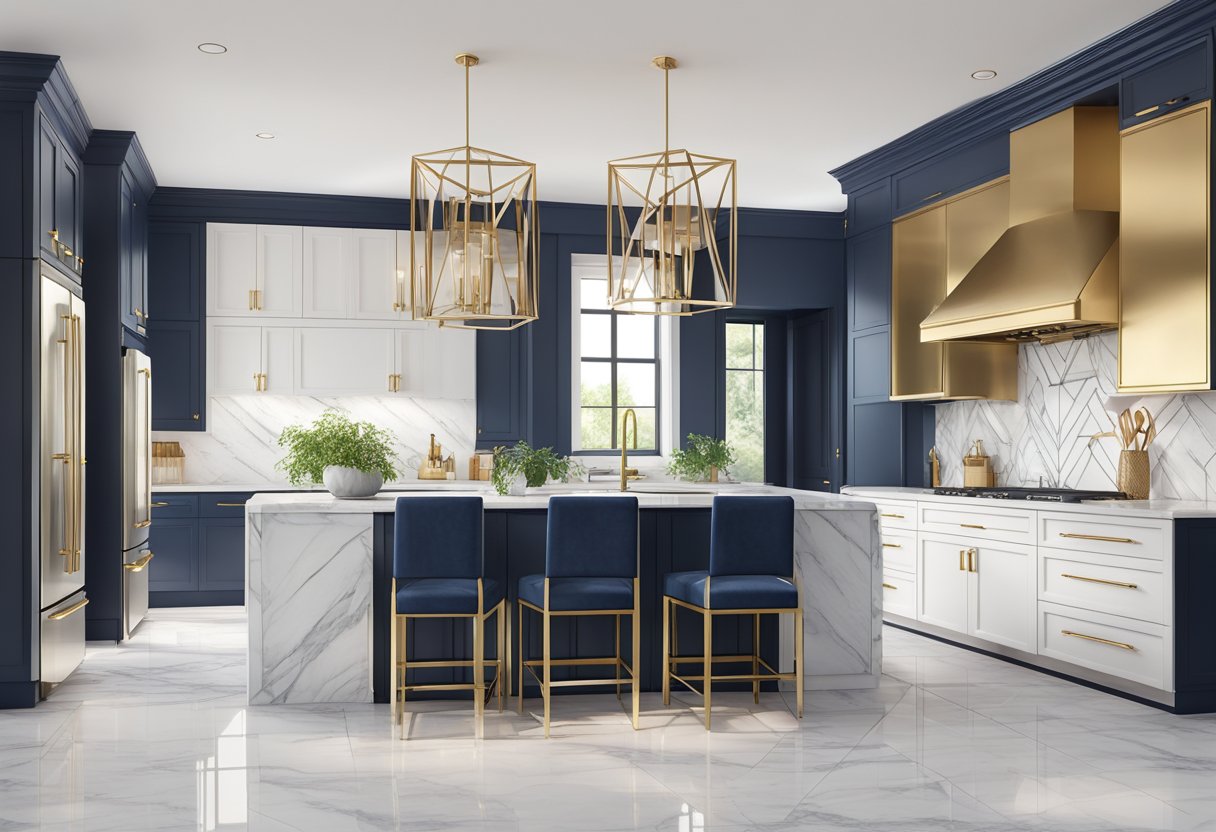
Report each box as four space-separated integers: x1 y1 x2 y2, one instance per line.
917 536 969 632
210 324 262 395
39 124 57 259
148 518 198 592
296 327 395 395
132 197 148 328
970 540 1036 652
120 175 136 331
148 221 203 321
302 227 350 318
351 228 400 320
150 321 203 430
395 328 426 394
256 225 302 317
261 327 296 395
432 326 476 399
475 329 523 445
208 224 258 316
56 149 80 259
199 518 245 592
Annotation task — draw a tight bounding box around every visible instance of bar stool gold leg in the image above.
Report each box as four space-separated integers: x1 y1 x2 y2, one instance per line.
497 601 506 713
631 579 640 729
753 612 761 705
795 607 804 719
517 602 525 714
473 613 485 733
661 596 671 706
703 609 713 731
542 608 551 738
615 614 622 700
400 615 408 740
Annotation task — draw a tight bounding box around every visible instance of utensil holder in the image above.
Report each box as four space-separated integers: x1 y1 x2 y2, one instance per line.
1118 450 1150 500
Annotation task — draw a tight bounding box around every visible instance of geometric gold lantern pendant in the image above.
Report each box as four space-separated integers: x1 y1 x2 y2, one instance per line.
411 53 540 330
607 56 736 316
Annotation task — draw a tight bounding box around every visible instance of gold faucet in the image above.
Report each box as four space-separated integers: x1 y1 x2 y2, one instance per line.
619 408 638 492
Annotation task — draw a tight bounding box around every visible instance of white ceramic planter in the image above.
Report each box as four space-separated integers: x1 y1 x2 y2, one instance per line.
322 466 383 499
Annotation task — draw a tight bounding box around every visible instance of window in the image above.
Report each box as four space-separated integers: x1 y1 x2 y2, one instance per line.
725 322 764 482
572 258 660 453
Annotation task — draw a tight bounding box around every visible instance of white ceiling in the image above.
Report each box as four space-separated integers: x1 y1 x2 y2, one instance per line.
1 0 1172 210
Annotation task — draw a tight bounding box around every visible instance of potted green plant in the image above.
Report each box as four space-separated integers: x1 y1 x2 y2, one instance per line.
277 411 400 498
668 434 736 483
491 441 582 496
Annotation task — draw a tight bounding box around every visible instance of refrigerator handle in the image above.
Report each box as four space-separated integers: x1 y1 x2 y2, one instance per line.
54 314 73 572
135 367 153 530
72 313 83 574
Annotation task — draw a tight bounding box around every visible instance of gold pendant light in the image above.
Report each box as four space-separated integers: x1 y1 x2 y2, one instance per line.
607 56 737 315
410 53 539 330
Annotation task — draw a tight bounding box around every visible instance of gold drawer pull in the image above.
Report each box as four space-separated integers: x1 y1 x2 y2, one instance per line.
132 519 152 529
1134 104 1160 117
124 552 155 572
880 513 905 519
960 523 985 529
921 191 943 201
1061 573 1138 590
882 542 902 549
151 501 170 508
1059 532 1137 544
1060 629 1135 651
959 549 966 571
881 582 898 590
48 597 89 620
215 501 246 507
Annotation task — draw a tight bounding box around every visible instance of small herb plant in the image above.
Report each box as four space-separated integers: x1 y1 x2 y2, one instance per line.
668 434 736 481
277 411 399 486
491 441 583 495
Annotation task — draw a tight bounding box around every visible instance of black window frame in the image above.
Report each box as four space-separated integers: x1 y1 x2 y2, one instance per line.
574 302 662 456
723 319 766 481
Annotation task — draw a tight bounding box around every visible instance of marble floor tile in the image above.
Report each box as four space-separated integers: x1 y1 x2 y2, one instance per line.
5 611 1216 830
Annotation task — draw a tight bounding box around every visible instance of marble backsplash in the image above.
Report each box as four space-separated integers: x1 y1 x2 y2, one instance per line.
934 331 1216 500
153 395 476 486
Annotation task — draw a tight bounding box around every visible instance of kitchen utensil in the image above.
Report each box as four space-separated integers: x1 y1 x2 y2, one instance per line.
1118 450 1150 499
1133 410 1146 449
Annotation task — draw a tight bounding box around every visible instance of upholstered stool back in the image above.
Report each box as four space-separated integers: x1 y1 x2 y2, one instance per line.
545 496 639 578
709 495 794 577
394 496 484 580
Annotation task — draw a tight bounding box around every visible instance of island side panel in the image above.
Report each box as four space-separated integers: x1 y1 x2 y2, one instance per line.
248 511 375 704
793 507 882 690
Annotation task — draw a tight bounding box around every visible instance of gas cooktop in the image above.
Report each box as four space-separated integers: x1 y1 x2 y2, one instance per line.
931 487 1128 503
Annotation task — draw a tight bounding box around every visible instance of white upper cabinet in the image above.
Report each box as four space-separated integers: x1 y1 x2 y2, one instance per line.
256 225 303 317
302 228 352 318
207 224 258 317
209 323 296 396
295 327 396 395
351 229 403 320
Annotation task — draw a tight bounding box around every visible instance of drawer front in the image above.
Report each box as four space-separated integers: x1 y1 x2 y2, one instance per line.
874 501 917 532
150 493 197 519
199 492 254 519
1039 602 1167 690
919 503 1034 545
1039 512 1169 561
882 570 917 619
880 530 916 574
1039 548 1166 625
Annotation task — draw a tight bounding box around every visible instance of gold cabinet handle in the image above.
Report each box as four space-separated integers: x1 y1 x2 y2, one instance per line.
1058 532 1137 544
1060 629 1135 651
1061 573 1138 590
48 597 89 620
921 191 943 201
151 501 170 508
124 552 155 572
1135 104 1160 117
882 542 901 549
960 523 985 530
255 289 263 311
882 582 898 590
134 308 145 319
132 519 152 529
192 413 200 421
880 513 905 519
959 550 966 571
215 501 246 507
248 289 255 311
968 548 977 572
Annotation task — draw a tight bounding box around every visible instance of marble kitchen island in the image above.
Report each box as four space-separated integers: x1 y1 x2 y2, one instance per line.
245 485 882 705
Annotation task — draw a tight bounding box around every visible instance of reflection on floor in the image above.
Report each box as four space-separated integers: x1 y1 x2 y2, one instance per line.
2 608 1216 830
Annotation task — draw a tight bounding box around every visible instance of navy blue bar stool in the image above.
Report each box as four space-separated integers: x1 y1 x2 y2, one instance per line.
662 495 802 730
517 496 640 737
392 496 505 739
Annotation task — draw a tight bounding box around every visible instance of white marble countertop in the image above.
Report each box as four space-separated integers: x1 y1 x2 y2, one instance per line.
247 483 879 513
153 481 480 494
842 485 1216 519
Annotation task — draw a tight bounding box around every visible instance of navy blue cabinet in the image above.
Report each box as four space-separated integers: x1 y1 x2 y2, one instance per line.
149 493 249 606
891 132 1008 216
147 221 203 321
149 321 202 429
199 519 245 592
38 115 83 272
476 329 525 447
1121 39 1212 127
148 518 198 592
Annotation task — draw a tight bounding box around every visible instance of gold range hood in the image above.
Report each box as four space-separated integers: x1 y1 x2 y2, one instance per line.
921 107 1120 344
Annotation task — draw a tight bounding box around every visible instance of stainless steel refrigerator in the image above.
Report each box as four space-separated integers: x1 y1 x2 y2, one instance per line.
39 272 87 694
121 348 153 638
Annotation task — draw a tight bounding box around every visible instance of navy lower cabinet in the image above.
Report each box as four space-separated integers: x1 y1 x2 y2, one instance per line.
149 493 249 606
370 508 781 701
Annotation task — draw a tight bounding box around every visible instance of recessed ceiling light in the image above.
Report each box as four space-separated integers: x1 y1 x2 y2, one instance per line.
197 42 228 55
255 132 276 140
971 69 998 80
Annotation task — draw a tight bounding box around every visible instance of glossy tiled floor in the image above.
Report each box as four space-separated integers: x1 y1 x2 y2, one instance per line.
3 609 1216 831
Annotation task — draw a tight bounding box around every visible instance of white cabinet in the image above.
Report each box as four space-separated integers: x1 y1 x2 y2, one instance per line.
303 228 352 318
207 224 302 318
392 325 476 399
209 323 295 395
352 229 403 320
295 327 397 395
918 533 1036 652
